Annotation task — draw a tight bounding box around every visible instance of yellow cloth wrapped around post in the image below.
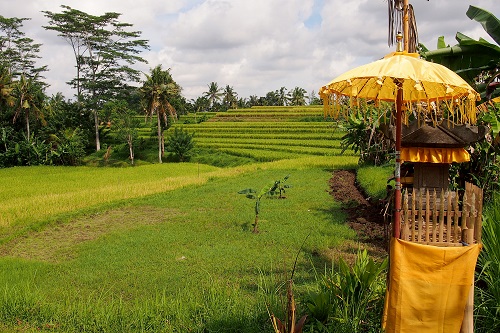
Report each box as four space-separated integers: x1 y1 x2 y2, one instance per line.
383 238 480 333
400 147 470 163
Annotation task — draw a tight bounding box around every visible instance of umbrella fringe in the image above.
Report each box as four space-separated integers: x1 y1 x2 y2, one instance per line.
323 94 479 128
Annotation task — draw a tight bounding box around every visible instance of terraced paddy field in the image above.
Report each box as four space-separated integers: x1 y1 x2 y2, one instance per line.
167 106 353 163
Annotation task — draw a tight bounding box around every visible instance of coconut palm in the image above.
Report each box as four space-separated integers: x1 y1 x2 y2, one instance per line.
222 85 238 109
204 81 222 110
141 65 179 163
287 87 307 106
12 75 45 142
277 86 288 106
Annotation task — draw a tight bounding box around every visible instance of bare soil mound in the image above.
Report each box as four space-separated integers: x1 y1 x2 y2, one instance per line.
328 170 389 257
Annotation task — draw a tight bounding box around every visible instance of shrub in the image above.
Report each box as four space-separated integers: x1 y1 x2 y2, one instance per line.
339 105 392 166
165 127 195 162
305 250 388 332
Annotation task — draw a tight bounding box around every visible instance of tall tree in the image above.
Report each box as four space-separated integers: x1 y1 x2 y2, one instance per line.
264 90 278 106
141 65 180 163
222 85 237 110
248 95 260 107
191 96 210 113
12 75 45 142
204 82 222 110
288 87 307 106
43 5 150 151
104 100 138 165
276 86 288 106
0 15 47 79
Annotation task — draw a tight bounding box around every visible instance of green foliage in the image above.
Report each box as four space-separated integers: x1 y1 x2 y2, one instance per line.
165 127 195 162
238 175 291 233
105 100 140 165
475 195 500 333
305 250 388 332
420 5 500 100
339 105 392 166
0 15 48 79
48 127 87 166
449 105 500 200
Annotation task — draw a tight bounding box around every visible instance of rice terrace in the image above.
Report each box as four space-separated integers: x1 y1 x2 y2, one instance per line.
2 2 500 332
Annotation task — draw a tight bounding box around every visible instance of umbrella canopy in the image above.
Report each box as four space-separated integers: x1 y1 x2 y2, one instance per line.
320 51 480 125
319 51 481 238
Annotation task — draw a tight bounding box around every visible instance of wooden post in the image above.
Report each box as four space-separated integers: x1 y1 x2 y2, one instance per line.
460 224 475 333
393 80 403 239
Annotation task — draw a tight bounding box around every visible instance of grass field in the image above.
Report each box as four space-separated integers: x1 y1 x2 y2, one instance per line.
0 107 368 332
0 159 360 332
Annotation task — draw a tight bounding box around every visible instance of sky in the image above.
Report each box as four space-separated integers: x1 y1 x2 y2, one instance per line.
2 0 500 102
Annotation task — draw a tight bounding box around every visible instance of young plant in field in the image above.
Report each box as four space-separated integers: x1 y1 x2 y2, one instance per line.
306 249 388 332
268 236 308 333
270 279 307 333
238 175 291 233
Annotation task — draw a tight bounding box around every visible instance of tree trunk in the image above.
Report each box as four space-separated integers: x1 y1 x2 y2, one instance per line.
157 112 162 163
127 134 134 165
25 112 30 142
94 109 101 151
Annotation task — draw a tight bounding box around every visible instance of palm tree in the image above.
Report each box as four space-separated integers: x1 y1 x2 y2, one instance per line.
288 87 307 106
222 85 238 109
191 96 210 113
141 65 179 163
203 82 222 110
277 86 288 106
12 75 45 142
248 95 259 107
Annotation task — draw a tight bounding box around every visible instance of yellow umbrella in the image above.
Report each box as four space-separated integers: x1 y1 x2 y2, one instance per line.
320 51 479 123
319 48 480 238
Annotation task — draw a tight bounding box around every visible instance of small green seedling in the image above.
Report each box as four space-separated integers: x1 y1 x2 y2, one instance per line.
238 175 291 233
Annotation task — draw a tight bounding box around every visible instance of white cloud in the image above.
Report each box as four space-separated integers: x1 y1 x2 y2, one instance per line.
1 0 499 101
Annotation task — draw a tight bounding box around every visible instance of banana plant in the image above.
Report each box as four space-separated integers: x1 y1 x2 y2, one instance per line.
238 175 290 233
420 5 500 101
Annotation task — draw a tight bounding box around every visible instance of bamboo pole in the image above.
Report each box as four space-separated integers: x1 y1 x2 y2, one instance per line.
403 0 409 52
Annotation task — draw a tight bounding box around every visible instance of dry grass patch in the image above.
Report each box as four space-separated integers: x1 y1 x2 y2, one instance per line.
0 206 182 263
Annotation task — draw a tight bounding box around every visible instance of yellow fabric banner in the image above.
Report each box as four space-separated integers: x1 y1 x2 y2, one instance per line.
383 238 480 333
400 147 470 164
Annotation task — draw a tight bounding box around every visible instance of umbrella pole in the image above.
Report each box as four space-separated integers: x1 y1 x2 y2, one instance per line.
394 85 403 238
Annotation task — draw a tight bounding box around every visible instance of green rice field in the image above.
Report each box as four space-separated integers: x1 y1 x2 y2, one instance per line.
0 106 363 332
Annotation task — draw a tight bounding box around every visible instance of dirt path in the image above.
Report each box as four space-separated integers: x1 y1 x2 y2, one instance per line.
328 169 389 259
